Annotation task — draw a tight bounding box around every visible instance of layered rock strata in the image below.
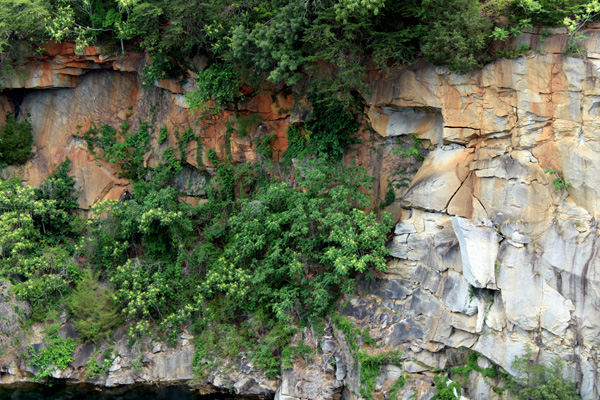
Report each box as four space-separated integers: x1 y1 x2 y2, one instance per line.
2 28 600 399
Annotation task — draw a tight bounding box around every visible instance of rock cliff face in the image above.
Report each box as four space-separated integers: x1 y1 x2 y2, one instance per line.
2 29 600 399
361 28 600 400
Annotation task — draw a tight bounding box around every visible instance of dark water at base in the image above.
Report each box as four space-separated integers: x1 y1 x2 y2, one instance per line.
0 383 252 400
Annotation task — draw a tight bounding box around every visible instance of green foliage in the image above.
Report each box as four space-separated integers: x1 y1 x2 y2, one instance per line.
141 50 185 86
544 168 572 189
34 158 79 240
228 1 306 85
304 98 360 160
332 314 402 400
174 125 196 161
0 175 81 306
282 125 309 165
334 0 385 22
0 113 33 165
192 316 308 379
208 150 235 201
158 126 168 144
14 111 393 379
84 348 115 380
281 344 312 370
388 376 406 400
357 350 403 399
3 0 600 89
235 113 263 138
433 376 462 400
438 350 580 399
79 115 152 180
393 135 425 161
68 270 118 343
199 160 392 322
0 0 50 76
26 324 77 382
496 43 532 59
254 134 275 160
185 62 241 112
332 314 361 352
88 185 199 339
564 1 600 55
513 0 588 27
451 352 507 385
421 0 493 73
508 351 580 399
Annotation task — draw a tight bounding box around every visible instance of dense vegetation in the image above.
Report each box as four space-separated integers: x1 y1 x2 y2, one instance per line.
0 102 393 379
0 113 33 165
0 0 595 393
1 0 600 92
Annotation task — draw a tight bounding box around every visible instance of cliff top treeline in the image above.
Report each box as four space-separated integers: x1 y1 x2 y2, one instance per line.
1 0 600 95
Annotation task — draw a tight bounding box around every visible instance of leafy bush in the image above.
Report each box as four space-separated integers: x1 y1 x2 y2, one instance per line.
25 324 77 382
421 0 493 73
84 348 115 380
433 376 462 400
0 113 33 165
509 0 587 27
281 125 309 165
228 1 306 85
508 351 580 399
0 177 81 305
68 270 118 343
34 158 79 240
304 98 360 160
185 62 242 111
199 160 392 322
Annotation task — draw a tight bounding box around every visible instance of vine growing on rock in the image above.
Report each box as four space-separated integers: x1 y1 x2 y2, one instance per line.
25 324 77 382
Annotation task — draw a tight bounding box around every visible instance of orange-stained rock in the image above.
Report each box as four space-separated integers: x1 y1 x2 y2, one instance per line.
8 29 600 220
157 79 183 94
238 92 294 120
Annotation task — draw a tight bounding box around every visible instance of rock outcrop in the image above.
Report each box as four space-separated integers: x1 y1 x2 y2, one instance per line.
2 27 600 399
360 27 600 400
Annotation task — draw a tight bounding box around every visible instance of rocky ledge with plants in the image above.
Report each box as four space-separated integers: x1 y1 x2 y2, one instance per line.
2 1 600 400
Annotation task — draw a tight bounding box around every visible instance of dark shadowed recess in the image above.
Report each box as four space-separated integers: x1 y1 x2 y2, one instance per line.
0 383 265 400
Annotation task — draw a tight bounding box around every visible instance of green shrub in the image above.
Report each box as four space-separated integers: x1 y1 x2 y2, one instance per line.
25 324 77 382
282 125 309 165
304 97 360 160
34 158 79 240
68 270 118 343
0 113 33 165
185 62 241 111
199 160 392 322
84 348 115 380
509 0 587 27
421 0 492 73
508 351 580 399
433 375 462 400
79 116 152 180
0 178 81 305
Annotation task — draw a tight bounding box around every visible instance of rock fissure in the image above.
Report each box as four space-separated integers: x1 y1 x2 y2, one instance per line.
4 30 600 399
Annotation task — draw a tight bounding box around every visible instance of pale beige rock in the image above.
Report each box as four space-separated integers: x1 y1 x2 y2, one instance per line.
496 244 573 336
403 147 473 212
452 217 499 289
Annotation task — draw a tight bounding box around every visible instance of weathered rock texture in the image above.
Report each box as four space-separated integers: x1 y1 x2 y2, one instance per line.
3 28 600 399
361 28 600 400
